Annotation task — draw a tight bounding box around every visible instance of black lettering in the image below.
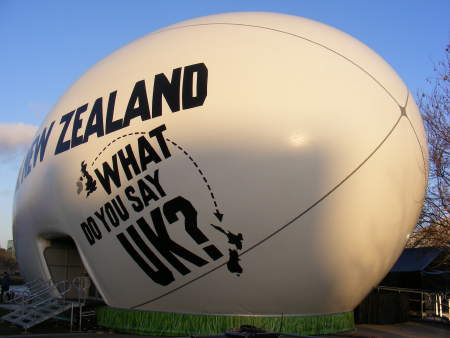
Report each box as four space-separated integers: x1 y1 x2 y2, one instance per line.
32 121 55 167
152 68 181 118
118 144 141 181
164 196 223 261
55 110 75 155
83 97 105 143
149 124 171 159
137 135 161 171
87 216 102 240
95 154 121 194
105 91 122 134
94 207 111 233
23 147 33 177
137 178 159 207
163 196 207 244
111 195 129 221
117 231 174 286
182 63 208 109
15 163 23 190
81 222 95 245
138 207 208 275
105 202 119 228
71 103 88 148
123 80 150 128
144 170 165 197
125 186 144 212
29 137 39 168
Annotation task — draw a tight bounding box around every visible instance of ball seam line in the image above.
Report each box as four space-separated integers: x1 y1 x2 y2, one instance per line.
157 22 406 108
402 91 427 182
405 115 428 185
130 114 404 309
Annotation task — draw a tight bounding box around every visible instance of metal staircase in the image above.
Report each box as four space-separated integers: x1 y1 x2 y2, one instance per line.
1 278 88 330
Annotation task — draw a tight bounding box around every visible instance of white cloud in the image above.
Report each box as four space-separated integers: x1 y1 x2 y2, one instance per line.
0 123 38 159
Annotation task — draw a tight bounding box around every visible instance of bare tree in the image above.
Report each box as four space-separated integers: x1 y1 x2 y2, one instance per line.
407 43 449 250
0 248 16 272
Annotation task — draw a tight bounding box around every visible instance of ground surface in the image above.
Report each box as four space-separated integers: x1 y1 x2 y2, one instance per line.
0 321 448 337
333 321 450 338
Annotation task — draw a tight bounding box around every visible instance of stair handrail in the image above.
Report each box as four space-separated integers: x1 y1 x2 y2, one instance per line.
19 283 54 305
28 278 52 293
13 279 71 317
72 276 90 331
14 279 67 312
29 280 70 303
0 280 77 330
72 276 89 304
6 278 52 305
55 279 72 302
28 280 72 309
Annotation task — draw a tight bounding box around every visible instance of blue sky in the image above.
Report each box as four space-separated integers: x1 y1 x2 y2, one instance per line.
0 0 448 248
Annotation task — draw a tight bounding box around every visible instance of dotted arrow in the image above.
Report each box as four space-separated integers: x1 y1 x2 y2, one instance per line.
166 138 223 222
91 132 147 167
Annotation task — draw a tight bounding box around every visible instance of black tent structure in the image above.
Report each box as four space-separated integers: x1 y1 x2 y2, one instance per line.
382 247 450 291
355 247 450 324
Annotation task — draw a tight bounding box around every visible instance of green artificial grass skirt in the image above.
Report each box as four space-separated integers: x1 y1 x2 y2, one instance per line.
96 307 354 336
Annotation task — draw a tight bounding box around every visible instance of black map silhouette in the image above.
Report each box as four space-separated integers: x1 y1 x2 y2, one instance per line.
80 161 97 197
210 224 243 250
227 249 243 275
211 223 244 276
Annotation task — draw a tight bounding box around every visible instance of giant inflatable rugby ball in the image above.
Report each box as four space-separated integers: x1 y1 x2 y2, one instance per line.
14 12 427 317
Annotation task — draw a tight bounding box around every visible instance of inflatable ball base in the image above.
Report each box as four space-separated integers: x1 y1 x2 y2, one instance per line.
96 307 354 336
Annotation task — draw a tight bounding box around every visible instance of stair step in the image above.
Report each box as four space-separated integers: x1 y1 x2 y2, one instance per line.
1 299 77 329
0 279 84 329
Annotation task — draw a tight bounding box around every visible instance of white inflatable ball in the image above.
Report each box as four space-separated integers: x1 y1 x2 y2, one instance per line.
13 12 427 317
